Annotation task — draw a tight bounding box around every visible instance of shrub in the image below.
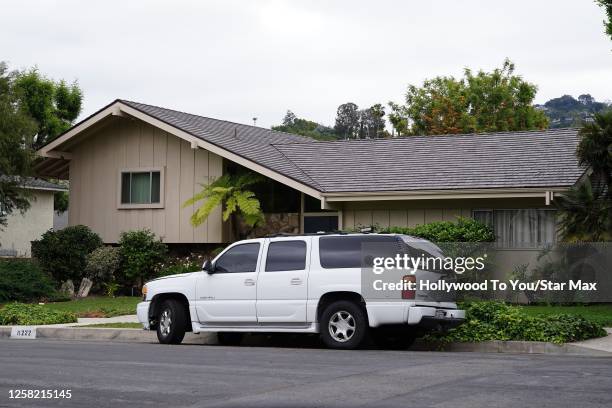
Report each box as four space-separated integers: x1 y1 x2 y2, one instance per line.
85 246 120 284
156 256 202 278
118 229 167 286
0 259 58 302
31 225 103 283
430 301 606 344
0 303 77 325
382 217 495 242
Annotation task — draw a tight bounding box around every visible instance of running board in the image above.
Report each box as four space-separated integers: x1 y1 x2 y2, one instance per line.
191 322 319 334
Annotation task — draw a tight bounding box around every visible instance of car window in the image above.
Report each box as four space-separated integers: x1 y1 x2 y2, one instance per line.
265 240 307 272
215 243 260 273
319 236 400 269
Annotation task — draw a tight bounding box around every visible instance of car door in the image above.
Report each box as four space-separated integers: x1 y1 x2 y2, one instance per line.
256 237 310 323
194 240 262 323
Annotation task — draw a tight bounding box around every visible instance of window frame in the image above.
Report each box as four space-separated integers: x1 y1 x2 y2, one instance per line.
265 240 308 272
214 242 261 274
117 167 165 209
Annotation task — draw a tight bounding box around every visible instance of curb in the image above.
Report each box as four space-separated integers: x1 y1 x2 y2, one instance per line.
1 326 610 356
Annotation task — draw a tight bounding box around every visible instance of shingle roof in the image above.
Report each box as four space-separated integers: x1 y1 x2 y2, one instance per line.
273 128 585 192
120 101 584 193
0 176 67 191
120 100 322 190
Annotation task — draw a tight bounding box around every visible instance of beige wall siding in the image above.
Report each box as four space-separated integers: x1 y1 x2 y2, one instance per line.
0 190 54 256
68 118 224 243
341 198 548 230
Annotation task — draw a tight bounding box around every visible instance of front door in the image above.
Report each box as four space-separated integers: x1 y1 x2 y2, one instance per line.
256 237 310 323
195 240 262 323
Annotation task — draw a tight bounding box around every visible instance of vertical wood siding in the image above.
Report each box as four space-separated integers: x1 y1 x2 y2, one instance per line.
68 118 224 243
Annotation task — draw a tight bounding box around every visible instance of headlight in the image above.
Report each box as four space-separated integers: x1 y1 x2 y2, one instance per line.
142 285 148 301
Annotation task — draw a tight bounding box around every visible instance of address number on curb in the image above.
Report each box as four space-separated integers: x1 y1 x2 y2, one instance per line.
11 327 37 339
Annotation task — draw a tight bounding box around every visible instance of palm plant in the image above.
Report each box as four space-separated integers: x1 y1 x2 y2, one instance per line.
182 173 264 239
555 177 612 242
576 110 612 198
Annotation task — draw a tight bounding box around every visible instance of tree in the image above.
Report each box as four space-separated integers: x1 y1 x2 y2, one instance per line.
556 112 612 241
334 102 360 138
555 179 611 242
0 62 36 227
357 104 387 138
183 172 265 240
596 0 612 41
576 110 612 198
389 59 548 135
118 229 167 287
272 110 337 140
14 67 82 150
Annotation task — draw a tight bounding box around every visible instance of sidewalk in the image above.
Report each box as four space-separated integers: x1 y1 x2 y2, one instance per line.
0 314 140 329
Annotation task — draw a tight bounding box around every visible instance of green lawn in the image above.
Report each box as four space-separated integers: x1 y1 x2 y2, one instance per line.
42 296 140 318
519 304 612 326
78 322 143 329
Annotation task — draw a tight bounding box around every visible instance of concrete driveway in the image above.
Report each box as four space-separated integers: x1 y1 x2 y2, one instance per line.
0 339 610 408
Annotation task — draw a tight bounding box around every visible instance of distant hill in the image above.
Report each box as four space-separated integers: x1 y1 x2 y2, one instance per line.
536 94 610 128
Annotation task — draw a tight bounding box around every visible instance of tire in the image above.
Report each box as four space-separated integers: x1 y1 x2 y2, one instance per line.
156 299 187 345
320 300 368 349
371 327 417 350
217 332 243 346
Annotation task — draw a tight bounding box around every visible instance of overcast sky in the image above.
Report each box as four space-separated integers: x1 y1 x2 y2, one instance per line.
2 0 612 128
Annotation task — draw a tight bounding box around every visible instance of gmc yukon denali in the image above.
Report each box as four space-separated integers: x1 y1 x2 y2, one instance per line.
137 233 465 349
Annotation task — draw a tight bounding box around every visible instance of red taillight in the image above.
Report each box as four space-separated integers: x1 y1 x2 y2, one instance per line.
402 274 416 299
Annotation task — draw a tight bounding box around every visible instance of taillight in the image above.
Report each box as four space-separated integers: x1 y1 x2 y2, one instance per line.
402 275 416 299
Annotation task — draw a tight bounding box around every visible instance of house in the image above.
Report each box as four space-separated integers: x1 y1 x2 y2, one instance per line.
35 99 585 251
0 178 67 257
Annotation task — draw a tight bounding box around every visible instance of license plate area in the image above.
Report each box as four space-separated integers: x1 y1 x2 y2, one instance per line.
435 309 446 318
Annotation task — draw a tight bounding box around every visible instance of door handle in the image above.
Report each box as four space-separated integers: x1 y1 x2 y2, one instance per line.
290 278 302 285
244 279 255 286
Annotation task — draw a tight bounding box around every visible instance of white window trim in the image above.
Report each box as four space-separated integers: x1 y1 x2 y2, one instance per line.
117 166 165 209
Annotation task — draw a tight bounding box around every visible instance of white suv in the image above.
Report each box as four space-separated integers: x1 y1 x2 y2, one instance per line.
137 233 465 349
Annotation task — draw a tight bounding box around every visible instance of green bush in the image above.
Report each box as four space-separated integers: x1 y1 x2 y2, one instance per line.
85 246 120 284
430 301 606 344
118 229 167 286
31 225 103 283
382 217 495 242
0 259 58 302
156 259 202 278
0 303 77 325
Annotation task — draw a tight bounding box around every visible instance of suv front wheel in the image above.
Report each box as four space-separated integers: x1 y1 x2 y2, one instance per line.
156 299 187 345
320 300 368 349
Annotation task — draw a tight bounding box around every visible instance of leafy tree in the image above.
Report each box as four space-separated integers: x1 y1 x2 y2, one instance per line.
389 59 548 135
272 110 337 140
358 104 387 138
334 102 360 138
596 0 612 41
31 225 103 284
118 229 167 287
183 173 265 240
14 67 82 150
0 62 36 227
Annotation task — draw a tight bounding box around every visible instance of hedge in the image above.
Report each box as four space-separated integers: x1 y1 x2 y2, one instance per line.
0 303 77 325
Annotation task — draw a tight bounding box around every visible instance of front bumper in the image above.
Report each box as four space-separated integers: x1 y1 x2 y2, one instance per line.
137 301 150 330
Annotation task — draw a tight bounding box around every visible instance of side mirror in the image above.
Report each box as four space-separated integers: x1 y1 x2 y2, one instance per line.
202 260 215 274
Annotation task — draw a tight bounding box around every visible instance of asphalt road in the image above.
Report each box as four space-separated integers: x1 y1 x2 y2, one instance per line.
0 339 611 408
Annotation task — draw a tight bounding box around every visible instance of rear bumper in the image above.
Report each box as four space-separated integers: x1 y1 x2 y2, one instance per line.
407 306 465 330
137 301 150 330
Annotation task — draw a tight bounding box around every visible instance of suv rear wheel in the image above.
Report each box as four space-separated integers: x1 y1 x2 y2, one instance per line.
320 300 368 349
156 299 187 345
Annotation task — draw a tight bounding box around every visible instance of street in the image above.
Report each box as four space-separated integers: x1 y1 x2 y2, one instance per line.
0 339 611 408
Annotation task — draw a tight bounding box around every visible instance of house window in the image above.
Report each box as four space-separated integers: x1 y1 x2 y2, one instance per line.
118 168 164 208
473 209 557 248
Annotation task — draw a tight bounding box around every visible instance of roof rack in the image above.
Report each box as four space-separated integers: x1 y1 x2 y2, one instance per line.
264 230 373 238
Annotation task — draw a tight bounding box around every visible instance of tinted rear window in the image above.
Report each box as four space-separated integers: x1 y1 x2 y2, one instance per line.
319 236 400 269
265 241 307 272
